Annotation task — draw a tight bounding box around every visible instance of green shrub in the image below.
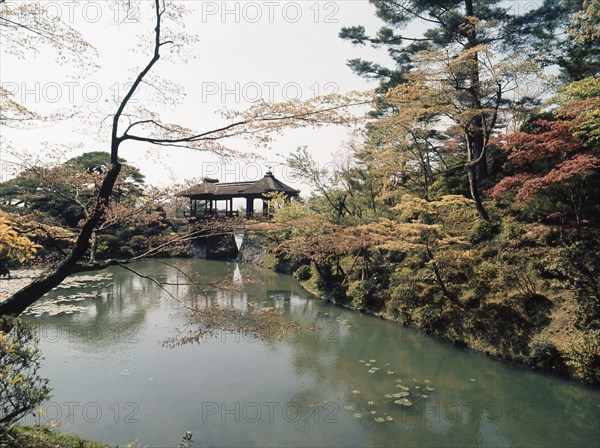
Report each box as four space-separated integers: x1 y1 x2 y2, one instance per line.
499 218 524 244
527 339 566 373
0 317 51 425
555 243 600 330
386 282 421 324
568 330 600 385
416 304 446 334
469 217 500 243
347 280 368 310
294 264 312 281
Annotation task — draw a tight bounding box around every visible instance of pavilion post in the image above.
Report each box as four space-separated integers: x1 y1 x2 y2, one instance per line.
246 197 254 218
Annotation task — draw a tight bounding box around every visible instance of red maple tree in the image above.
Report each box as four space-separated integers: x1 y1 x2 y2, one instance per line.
491 93 600 235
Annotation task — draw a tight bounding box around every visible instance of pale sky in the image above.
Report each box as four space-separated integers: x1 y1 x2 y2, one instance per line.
0 1 398 192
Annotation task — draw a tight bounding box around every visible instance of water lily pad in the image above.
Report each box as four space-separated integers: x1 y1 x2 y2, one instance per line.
387 370 394 375
370 410 377 415
421 395 429 399
344 405 353 411
470 378 477 382
395 379 402 383
352 390 361 395
396 385 409 391
353 413 362 418
359 360 365 363
384 394 393 399
392 392 409 398
425 387 435 391
395 399 412 407
367 401 374 406
369 359 376 363
374 417 386 422
385 416 393 421
368 369 376 373
365 363 372 367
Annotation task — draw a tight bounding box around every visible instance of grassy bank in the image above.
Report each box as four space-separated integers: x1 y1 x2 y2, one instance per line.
0 425 109 448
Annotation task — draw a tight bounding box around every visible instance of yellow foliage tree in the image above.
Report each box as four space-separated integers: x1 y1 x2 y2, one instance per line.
0 211 40 276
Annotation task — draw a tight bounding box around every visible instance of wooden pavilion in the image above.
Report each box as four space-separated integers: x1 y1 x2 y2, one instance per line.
176 171 300 219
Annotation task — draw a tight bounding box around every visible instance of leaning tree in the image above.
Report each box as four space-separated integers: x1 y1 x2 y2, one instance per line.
0 0 371 316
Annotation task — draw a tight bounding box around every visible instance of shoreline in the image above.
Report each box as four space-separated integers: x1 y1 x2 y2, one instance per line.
292 273 598 388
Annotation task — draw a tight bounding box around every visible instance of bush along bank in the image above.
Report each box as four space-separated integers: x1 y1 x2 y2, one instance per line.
256 205 600 386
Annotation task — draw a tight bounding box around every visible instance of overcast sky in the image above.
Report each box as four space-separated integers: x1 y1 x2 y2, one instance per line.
1 1 399 193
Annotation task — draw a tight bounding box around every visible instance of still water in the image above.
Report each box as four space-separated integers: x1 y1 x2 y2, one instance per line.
21 259 600 447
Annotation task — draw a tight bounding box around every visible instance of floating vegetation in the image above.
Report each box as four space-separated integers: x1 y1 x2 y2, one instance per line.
371 367 380 371
421 395 429 399
119 369 129 376
470 378 477 382
368 369 376 373
344 405 353 411
359 360 365 363
367 401 374 406
22 302 88 317
395 379 402 383
392 392 409 398
374 417 386 423
370 410 376 415
396 385 409 391
387 370 394 375
425 386 435 391
384 394 393 399
56 273 112 290
353 413 362 419
352 390 361 395
394 399 412 407
365 363 372 367
385 415 393 421
369 359 376 363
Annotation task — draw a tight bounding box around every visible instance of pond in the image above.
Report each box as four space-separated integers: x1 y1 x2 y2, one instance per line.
21 259 600 447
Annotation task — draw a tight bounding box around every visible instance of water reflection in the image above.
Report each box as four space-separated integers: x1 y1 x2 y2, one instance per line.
20 259 600 448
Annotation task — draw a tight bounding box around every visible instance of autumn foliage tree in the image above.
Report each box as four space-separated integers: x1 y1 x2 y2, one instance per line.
0 211 40 277
491 77 600 238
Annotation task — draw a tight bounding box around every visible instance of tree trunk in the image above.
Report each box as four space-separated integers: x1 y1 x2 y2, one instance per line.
0 163 122 316
468 164 489 221
464 0 489 184
426 245 460 307
90 229 98 263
